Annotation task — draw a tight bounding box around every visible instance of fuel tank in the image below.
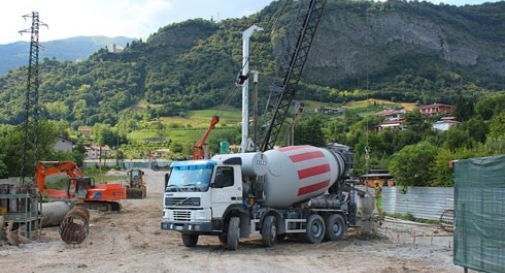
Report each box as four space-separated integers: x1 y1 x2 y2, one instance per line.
262 145 346 208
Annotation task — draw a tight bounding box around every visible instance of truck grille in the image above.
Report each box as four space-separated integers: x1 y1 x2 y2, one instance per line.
165 197 200 207
173 210 191 222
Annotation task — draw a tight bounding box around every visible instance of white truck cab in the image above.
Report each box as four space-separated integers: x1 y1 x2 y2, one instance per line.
161 159 245 239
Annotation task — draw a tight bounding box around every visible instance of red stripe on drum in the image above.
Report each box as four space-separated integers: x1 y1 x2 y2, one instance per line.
297 180 330 196
297 164 330 179
289 151 325 163
277 145 313 152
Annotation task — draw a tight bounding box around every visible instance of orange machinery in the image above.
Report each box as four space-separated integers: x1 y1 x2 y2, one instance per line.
192 115 219 160
35 161 127 211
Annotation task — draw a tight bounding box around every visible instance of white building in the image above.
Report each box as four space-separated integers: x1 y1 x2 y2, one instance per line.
85 145 111 159
432 117 460 132
53 138 73 153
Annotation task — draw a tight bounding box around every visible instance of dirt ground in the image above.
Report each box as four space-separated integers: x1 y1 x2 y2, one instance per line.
0 170 462 273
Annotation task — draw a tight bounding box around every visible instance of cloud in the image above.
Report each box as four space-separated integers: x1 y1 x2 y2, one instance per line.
0 0 499 44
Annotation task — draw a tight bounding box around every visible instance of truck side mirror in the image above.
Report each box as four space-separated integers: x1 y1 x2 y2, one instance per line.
164 173 170 189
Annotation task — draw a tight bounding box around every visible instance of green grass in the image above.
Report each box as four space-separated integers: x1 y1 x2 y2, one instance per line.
153 106 241 128
93 175 127 184
343 99 417 111
301 100 340 112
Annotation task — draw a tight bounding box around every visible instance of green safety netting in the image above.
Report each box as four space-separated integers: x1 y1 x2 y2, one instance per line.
454 154 505 273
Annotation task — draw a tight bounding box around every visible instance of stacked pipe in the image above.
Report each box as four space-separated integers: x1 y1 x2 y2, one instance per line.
59 206 90 244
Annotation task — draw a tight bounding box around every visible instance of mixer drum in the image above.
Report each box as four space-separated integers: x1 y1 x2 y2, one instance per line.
263 146 345 208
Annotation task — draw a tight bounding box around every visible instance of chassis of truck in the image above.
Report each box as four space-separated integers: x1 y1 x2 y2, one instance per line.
161 144 359 250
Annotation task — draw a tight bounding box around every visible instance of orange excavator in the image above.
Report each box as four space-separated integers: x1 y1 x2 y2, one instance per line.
192 115 219 159
35 161 127 211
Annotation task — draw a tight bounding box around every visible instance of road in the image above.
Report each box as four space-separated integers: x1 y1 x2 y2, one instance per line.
0 169 461 273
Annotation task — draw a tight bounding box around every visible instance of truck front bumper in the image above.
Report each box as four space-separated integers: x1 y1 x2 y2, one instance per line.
161 220 223 234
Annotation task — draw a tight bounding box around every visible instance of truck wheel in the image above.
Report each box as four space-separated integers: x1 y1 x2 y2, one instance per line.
182 234 199 247
225 217 240 250
261 215 277 247
218 233 227 245
325 214 346 241
305 214 325 244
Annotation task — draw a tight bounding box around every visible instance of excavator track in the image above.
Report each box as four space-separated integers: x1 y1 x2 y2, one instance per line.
79 201 121 212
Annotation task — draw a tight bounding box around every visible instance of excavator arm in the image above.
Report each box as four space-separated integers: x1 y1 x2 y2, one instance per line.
35 161 84 193
192 115 219 159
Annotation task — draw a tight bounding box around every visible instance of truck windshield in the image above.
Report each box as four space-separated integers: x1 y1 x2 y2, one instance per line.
166 164 213 192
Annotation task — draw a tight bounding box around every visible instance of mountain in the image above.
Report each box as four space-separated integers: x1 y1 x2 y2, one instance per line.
0 36 133 74
0 0 504 127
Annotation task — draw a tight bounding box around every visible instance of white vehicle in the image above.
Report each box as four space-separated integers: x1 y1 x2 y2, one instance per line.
161 144 358 250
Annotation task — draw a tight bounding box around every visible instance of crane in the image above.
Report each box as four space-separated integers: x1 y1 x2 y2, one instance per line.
260 0 326 151
192 116 219 159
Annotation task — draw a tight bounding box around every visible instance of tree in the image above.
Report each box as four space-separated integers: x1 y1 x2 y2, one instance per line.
454 96 474 122
0 152 8 178
465 118 488 143
294 115 326 147
404 111 428 132
0 121 62 177
388 141 438 187
45 101 70 120
431 148 487 187
443 126 471 151
476 94 505 120
489 112 505 138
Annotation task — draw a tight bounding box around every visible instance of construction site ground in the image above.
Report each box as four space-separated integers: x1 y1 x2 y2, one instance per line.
0 169 463 273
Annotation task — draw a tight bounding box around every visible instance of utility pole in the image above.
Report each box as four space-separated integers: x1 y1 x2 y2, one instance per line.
240 24 263 153
19 11 47 183
252 71 259 151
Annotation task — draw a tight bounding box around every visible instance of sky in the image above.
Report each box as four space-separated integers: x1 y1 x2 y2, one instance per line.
0 0 501 44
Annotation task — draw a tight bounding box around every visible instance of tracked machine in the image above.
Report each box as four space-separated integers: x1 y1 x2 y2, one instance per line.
35 161 126 211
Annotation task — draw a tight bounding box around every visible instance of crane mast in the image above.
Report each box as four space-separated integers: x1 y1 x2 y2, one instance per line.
260 0 326 151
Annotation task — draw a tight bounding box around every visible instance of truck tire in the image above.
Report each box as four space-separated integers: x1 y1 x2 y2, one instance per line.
305 214 325 244
261 215 277 247
182 234 199 247
225 217 240 250
218 233 227 245
325 214 346 241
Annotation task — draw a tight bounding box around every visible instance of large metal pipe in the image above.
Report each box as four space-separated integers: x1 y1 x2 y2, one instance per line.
59 206 90 245
41 201 73 227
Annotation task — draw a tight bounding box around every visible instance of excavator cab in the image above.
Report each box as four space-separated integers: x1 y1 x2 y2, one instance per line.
68 177 95 199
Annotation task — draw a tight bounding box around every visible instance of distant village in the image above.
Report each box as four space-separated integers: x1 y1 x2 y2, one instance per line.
315 102 457 132
61 102 458 160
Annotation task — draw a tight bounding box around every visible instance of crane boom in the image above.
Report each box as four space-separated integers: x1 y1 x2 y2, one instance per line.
260 0 326 151
193 115 220 159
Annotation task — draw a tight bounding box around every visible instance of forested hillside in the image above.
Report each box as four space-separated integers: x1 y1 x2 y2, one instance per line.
1 0 504 126
0 36 132 74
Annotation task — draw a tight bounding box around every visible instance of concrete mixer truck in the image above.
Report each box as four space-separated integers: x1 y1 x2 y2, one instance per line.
161 144 359 250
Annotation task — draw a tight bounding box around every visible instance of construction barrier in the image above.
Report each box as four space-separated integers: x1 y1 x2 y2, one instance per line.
361 186 454 220
454 154 505 273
